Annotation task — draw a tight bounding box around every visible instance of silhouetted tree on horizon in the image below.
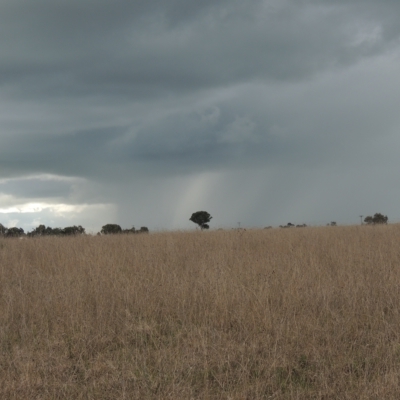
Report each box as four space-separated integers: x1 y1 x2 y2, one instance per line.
101 224 122 235
364 213 388 225
190 211 212 230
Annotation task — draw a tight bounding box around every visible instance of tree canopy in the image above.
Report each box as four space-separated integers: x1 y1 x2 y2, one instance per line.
189 211 212 230
101 224 123 235
364 213 388 225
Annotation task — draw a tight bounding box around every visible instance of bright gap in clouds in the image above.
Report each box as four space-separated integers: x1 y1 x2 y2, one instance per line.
0 174 116 233
0 202 107 215
0 201 116 233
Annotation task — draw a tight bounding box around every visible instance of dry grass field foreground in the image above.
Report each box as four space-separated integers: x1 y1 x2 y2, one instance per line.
1 225 400 399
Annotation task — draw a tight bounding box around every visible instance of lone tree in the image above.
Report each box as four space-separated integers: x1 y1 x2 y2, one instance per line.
189 211 212 230
364 213 388 225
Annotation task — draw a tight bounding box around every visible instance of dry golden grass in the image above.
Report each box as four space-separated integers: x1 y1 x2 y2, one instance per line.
1 225 400 399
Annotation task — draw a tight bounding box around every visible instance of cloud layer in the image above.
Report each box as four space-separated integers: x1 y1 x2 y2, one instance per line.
1 0 400 231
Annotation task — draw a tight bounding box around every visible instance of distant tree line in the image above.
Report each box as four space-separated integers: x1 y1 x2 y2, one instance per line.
279 223 307 228
274 213 389 228
0 223 149 238
0 211 390 238
26 224 86 237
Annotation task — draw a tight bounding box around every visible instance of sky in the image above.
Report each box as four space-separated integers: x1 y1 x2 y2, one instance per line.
1 0 400 233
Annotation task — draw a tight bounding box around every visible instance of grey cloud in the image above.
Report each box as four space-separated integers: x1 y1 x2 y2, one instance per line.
2 0 400 101
6 139 125 183
3 59 398 182
1 0 400 230
0 177 72 199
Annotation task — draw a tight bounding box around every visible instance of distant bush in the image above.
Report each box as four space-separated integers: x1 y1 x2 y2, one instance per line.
0 224 25 237
101 224 123 235
280 223 295 228
101 224 149 235
122 226 136 234
5 227 25 237
364 213 388 225
62 226 85 235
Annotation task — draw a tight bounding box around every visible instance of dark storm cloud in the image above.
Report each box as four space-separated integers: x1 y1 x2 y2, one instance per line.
2 0 400 100
0 97 342 181
1 0 400 230
0 177 72 199
0 126 128 179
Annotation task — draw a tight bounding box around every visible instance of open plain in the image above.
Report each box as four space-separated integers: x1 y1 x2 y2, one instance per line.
1 225 400 399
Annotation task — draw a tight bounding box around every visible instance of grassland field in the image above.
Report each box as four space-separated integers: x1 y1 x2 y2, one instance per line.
1 225 400 399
